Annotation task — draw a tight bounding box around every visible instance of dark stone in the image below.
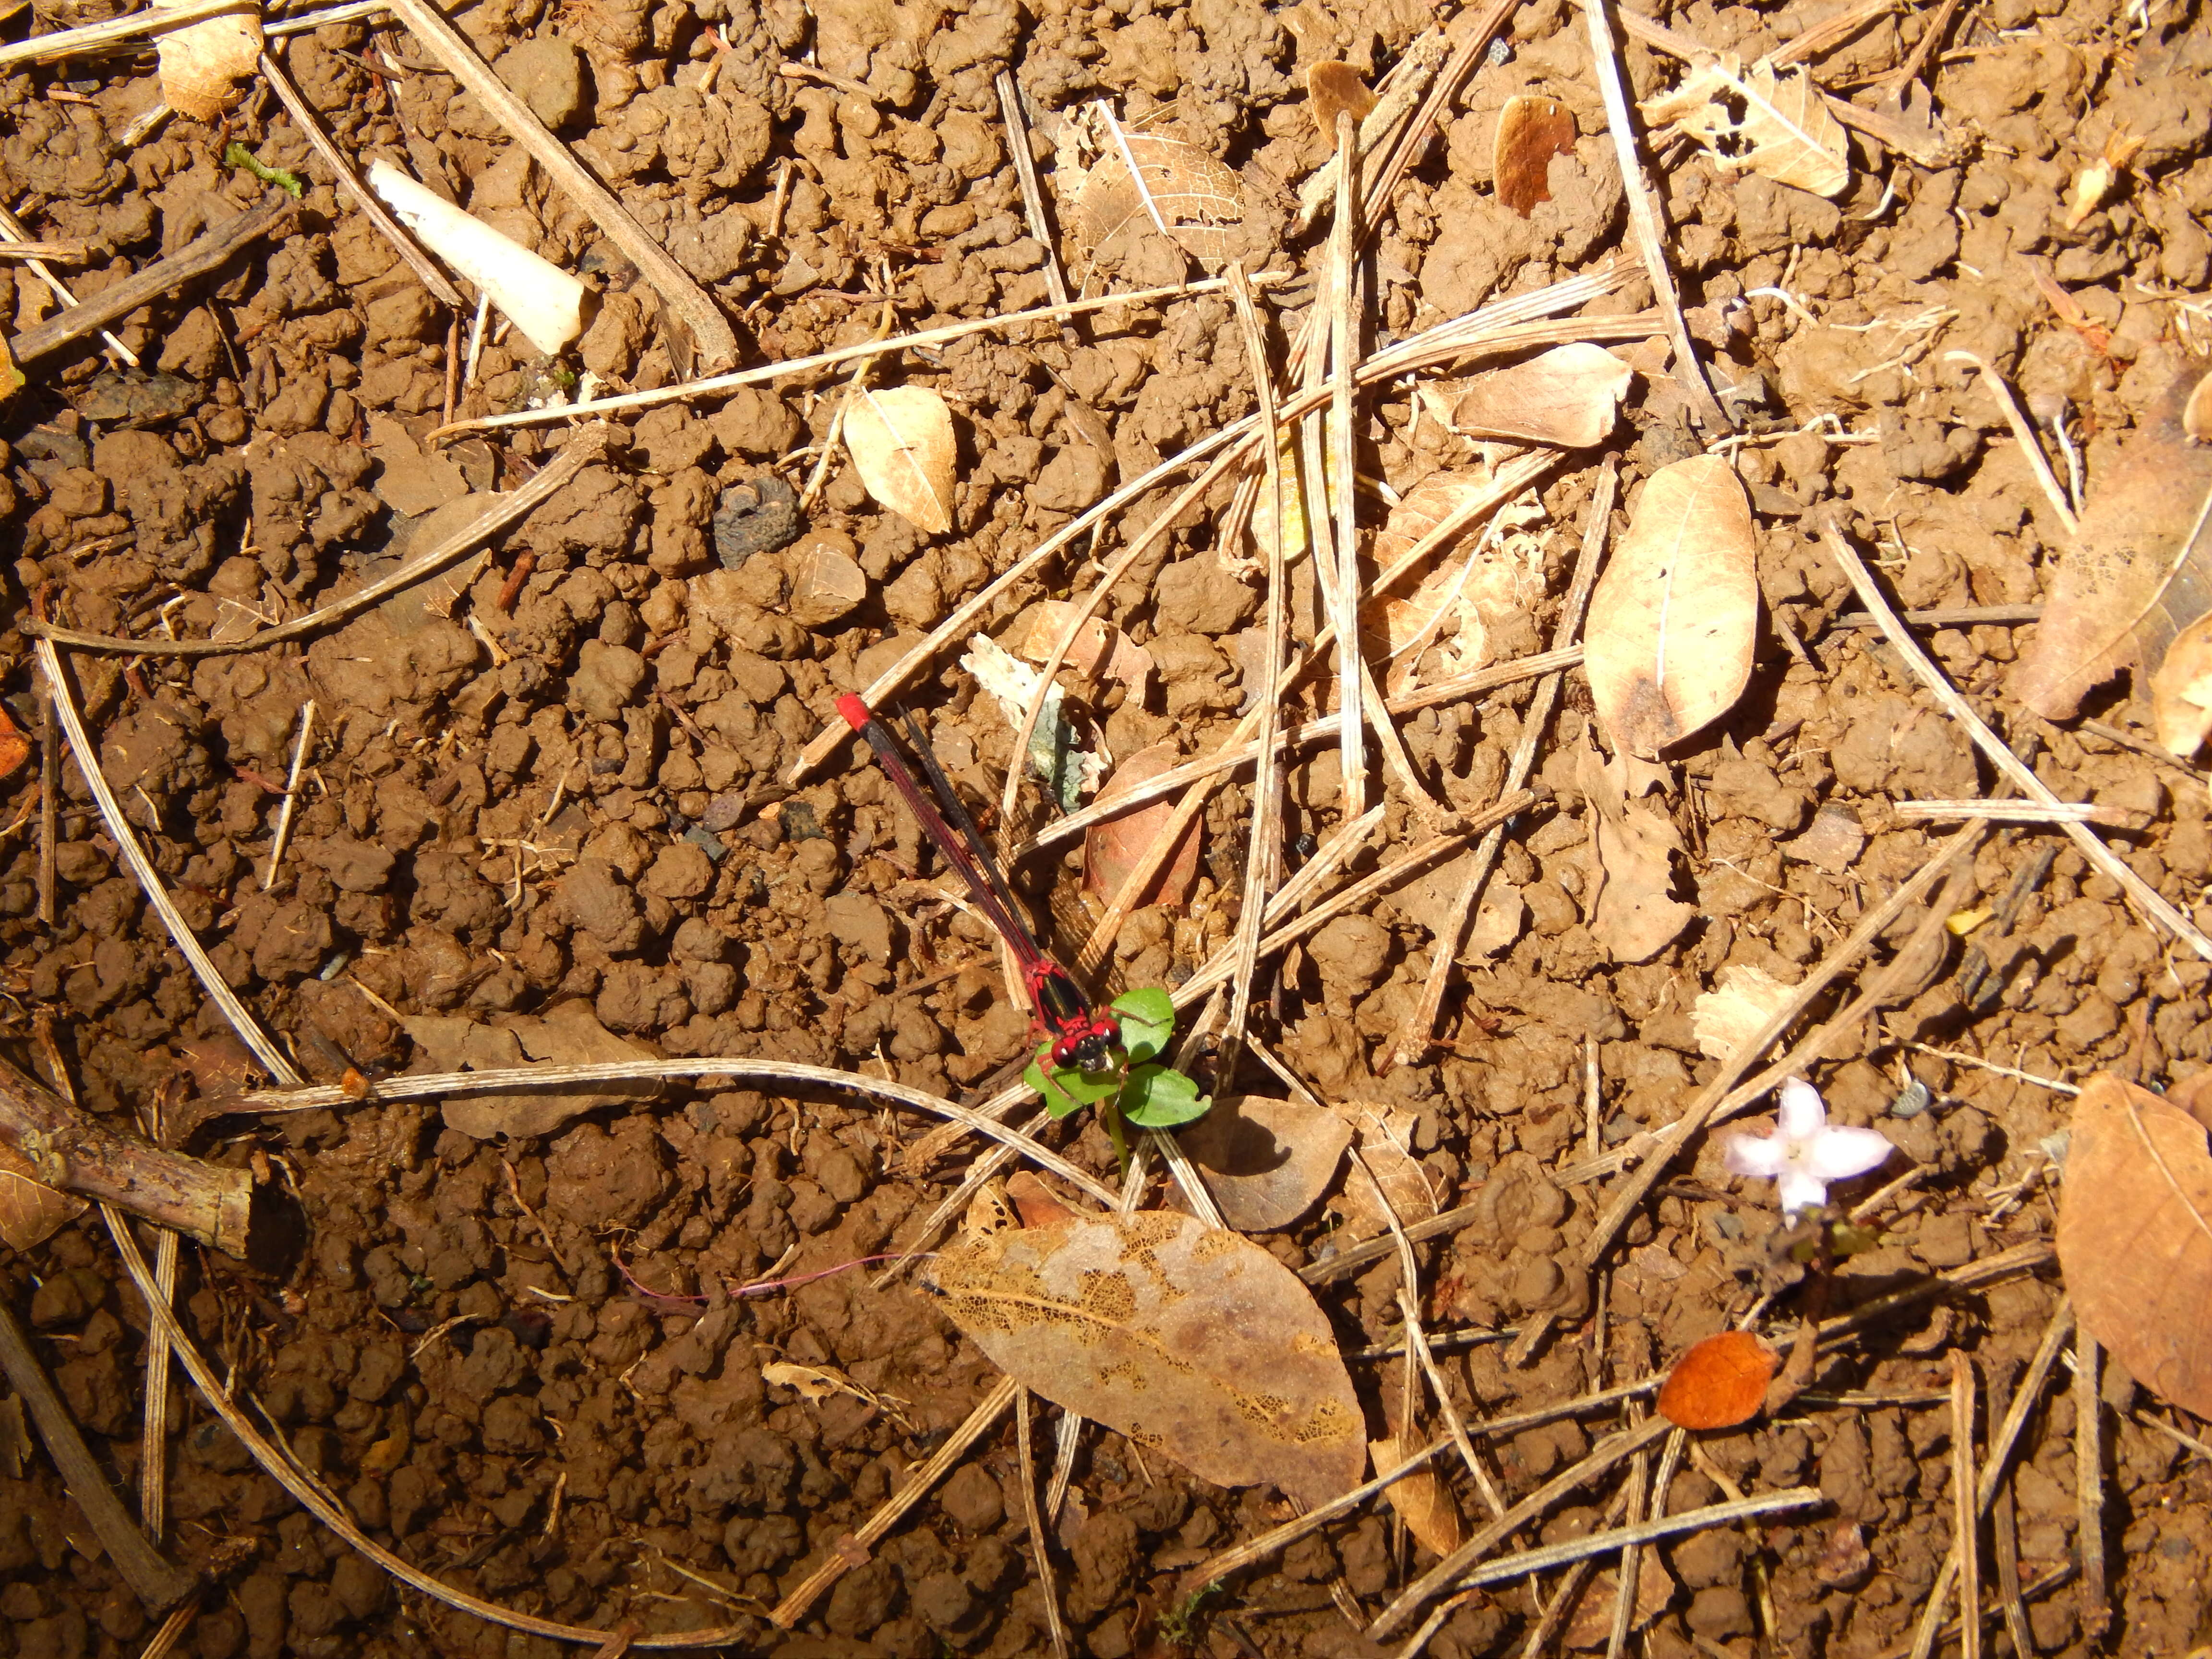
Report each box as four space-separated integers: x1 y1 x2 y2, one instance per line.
712 473 803 567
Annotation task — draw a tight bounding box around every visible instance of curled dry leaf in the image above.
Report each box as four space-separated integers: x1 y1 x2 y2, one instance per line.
1494 94 1578 216
1692 963 1797 1061
405 999 662 1140
1084 744 1203 910
2152 610 2212 757
845 385 957 535
1178 1094 1352 1232
1640 55 1850 198
1450 344 1634 449
155 0 262 123
2015 362 2212 746
1657 1330 1780 1429
1308 60 1378 142
0 1142 88 1251
1578 737 1693 963
1584 454 1759 758
1370 1432 1466 1559
2057 1072 2212 1419
925 1206 1366 1507
1060 103 1248 276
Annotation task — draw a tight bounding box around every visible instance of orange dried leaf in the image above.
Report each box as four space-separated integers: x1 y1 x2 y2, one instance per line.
0 702 30 781
1657 1331 1779 1429
2057 1072 2212 1419
1494 95 1577 216
1308 60 1377 143
926 1207 1366 1507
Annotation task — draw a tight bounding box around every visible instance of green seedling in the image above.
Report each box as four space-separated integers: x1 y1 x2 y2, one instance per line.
1024 986 1210 1172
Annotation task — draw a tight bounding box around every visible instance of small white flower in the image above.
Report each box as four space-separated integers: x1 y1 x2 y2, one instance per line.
1724 1077 1893 1215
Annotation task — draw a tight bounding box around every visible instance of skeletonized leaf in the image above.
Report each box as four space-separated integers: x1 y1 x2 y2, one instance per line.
2013 363 2212 726
1370 1432 1466 1558
846 385 956 535
1692 964 1796 1061
1494 94 1578 216
155 0 263 123
926 1206 1365 1507
2058 1072 2212 1419
1179 1094 1352 1232
0 1142 87 1252
1450 345 1634 449
1640 55 1849 198
1584 455 1758 758
1084 744 1203 910
1062 104 1247 276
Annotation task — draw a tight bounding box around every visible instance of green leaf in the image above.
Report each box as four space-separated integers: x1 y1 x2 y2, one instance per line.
1121 1064 1211 1129
1027 1049 1122 1118
1112 987 1176 1065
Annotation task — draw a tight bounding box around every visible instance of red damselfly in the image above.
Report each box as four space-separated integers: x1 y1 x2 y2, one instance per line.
837 694 1121 1073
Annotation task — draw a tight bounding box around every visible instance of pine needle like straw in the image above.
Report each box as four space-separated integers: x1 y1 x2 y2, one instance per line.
1016 1390 1073 1659
1329 109 1369 826
1945 353 2078 534
769 1378 1021 1627
1386 462 1617 1069
0 0 247 67
1822 522 2212 958
1581 0 1729 432
32 429 610 656
261 700 315 893
1951 1352 1983 1659
995 72 1075 335
36 640 301 1084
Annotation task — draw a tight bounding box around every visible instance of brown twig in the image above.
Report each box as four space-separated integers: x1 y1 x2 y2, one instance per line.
0 200 136 365
36 685 56 926
32 428 609 657
2074 1330 2109 1637
382 0 738 372
0 240 85 261
0 1052 250 1254
0 1292 196 1610
1951 1351 1982 1659
11 196 295 363
1987 1369 2035 1659
994 71 1075 341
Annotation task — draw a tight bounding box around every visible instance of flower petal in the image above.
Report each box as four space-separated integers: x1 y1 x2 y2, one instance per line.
1776 1077 1827 1140
1776 1169 1828 1214
1805 1125 1894 1182
1723 1132 1790 1179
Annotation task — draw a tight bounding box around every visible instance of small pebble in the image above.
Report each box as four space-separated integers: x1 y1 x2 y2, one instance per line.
1488 37 1513 65
1888 1079 1933 1118
712 473 804 567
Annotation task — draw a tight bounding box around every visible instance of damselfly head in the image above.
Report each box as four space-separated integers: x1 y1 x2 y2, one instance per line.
1052 1019 1122 1074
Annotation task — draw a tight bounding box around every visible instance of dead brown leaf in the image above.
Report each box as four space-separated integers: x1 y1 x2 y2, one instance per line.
1692 964 1796 1061
1449 345 1634 449
926 1206 1366 1507
1061 103 1247 276
155 0 262 123
1579 738 1694 963
1639 55 1849 198
2057 1072 2212 1419
1327 1102 1439 1242
1179 1094 1351 1232
1308 60 1377 142
2014 363 2212 741
1370 1431 1466 1558
1083 744 1203 910
1561 1554 1676 1647
845 385 957 535
0 1141 87 1251
1584 454 1758 758
1494 94 1577 216
410 1000 662 1140
1012 601 1154 689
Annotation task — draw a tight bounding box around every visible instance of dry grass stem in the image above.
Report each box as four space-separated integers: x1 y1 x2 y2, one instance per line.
36 688 56 925
1580 0 1729 431
1294 28 1447 231
0 1280 194 1609
1403 1288 1506 1518
134 1603 199 1659
1944 354 2079 534
1953 1351 1982 1659
1015 1391 1072 1659
1823 524 2212 957
35 427 610 656
37 640 303 1084
0 0 249 67
0 240 85 261
1896 1041 2080 1094
381 0 737 371
995 72 1074 331
258 43 463 307
1387 461 1617 1069
1330 108 1369 827
261 699 316 893
1770 0 1898 67
1893 799 2140 825
770 1378 1022 1625
1814 1241 2055 1349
